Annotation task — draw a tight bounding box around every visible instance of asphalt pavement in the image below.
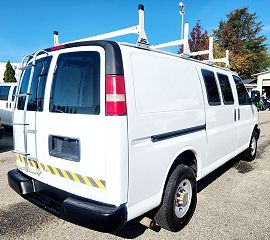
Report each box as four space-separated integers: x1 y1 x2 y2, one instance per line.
1 112 270 240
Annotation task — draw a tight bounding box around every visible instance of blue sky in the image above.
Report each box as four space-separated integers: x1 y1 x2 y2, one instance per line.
1 0 270 63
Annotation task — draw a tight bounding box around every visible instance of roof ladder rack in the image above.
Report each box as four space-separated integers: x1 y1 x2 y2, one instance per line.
151 23 230 68
14 50 49 175
152 23 191 55
190 36 230 68
64 4 149 49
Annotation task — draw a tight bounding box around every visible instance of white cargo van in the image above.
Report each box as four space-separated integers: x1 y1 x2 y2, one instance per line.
0 82 17 126
8 5 260 233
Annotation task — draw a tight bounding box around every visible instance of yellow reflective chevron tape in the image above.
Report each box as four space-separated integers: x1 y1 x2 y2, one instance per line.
60 169 70 180
51 166 60 176
45 165 52 174
93 178 105 189
38 163 44 171
81 175 93 187
30 160 36 168
16 154 105 190
19 155 25 163
70 171 80 183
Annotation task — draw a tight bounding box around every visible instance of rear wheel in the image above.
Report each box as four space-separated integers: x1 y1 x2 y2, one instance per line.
154 164 197 232
242 131 258 161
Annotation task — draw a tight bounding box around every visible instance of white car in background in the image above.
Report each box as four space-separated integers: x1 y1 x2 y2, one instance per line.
0 82 17 126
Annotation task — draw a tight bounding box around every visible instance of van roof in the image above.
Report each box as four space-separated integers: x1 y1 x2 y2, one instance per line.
37 40 235 76
118 42 236 74
43 40 124 75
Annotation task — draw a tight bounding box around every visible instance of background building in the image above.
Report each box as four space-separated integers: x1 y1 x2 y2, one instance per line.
252 71 270 97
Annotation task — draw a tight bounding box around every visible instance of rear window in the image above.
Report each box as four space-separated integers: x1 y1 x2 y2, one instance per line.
49 51 100 115
201 69 221 106
0 86 10 100
17 56 52 111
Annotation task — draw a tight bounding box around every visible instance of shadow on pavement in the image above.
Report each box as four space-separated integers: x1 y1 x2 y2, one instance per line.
113 220 149 239
197 156 241 193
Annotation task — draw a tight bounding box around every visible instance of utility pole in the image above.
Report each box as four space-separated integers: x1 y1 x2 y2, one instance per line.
53 31 59 46
179 2 185 40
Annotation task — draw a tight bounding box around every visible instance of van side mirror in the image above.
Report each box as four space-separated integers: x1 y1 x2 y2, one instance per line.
251 90 260 102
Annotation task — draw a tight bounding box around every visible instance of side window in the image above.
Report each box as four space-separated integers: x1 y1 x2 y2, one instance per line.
17 56 52 111
233 75 251 105
49 51 100 115
201 69 221 106
217 73 234 105
12 86 17 101
0 86 11 101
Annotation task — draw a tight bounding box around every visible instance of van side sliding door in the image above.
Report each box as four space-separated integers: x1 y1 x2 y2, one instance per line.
199 69 238 173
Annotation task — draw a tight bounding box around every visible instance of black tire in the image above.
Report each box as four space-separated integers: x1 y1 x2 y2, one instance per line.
242 131 258 161
154 164 197 232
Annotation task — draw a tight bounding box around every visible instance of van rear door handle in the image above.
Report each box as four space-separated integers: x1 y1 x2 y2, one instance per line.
238 109 240 120
6 102 8 108
234 109 237 121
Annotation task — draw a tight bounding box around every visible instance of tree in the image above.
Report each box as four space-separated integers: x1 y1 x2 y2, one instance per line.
213 7 270 79
178 20 209 60
3 61 16 82
189 20 209 60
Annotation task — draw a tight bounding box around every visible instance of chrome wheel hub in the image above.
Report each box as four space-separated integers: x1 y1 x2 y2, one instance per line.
251 136 256 156
174 179 192 218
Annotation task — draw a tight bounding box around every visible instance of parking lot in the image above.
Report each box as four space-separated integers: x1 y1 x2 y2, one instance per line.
0 112 270 240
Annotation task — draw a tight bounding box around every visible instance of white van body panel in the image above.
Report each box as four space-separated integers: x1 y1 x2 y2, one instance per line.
237 104 257 148
195 66 239 167
120 46 208 219
193 64 257 178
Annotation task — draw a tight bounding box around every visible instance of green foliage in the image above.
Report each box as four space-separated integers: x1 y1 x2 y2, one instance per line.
189 20 209 60
3 60 16 82
213 7 270 79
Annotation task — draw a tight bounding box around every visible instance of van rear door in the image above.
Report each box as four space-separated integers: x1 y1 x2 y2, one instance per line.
14 48 107 201
40 48 108 200
14 42 128 206
14 56 52 167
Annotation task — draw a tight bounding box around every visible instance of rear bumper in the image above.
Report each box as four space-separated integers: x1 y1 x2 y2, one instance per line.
8 169 127 232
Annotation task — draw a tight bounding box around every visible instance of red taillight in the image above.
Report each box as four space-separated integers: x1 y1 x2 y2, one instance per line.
51 44 65 51
106 75 127 116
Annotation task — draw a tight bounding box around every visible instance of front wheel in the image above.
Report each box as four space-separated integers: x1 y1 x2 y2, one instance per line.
242 131 258 161
154 164 197 232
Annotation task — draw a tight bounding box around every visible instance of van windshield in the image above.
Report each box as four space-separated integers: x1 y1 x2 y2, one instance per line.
17 56 52 111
